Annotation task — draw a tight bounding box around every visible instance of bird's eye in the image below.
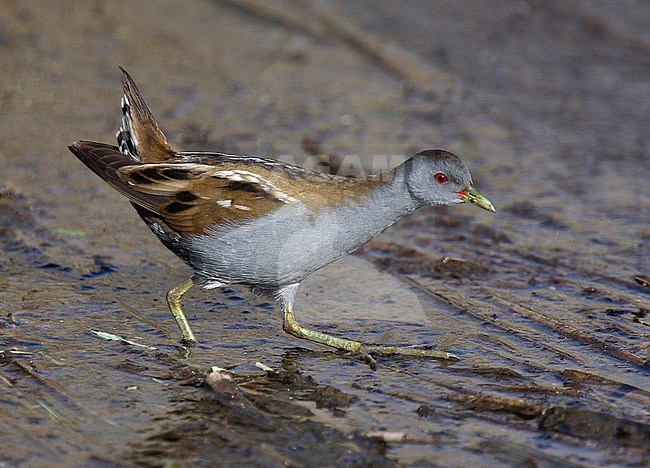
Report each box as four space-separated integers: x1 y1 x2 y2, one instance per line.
434 172 448 184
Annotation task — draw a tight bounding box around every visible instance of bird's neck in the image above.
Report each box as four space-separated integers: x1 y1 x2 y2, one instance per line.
333 166 418 247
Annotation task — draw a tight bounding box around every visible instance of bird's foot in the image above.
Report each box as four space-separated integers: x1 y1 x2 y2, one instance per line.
359 344 460 361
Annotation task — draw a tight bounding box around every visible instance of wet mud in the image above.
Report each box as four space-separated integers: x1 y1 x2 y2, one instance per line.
1 1 649 466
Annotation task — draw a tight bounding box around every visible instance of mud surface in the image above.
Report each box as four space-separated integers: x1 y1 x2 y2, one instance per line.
1 1 648 466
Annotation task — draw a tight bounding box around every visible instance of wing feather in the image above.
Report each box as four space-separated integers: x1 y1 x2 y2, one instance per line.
70 141 294 234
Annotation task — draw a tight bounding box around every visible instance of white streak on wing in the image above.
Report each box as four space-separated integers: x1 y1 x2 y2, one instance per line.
121 164 300 205
216 199 232 207
211 169 299 204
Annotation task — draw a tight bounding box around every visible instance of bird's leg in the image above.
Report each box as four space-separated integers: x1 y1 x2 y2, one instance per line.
282 304 457 360
283 304 363 352
166 277 196 343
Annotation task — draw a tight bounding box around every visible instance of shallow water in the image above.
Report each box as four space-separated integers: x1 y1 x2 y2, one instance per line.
1 1 648 465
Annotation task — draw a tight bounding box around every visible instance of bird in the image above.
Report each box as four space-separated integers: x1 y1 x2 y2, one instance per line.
69 68 495 361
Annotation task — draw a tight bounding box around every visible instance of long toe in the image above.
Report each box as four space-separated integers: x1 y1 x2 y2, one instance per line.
360 345 460 360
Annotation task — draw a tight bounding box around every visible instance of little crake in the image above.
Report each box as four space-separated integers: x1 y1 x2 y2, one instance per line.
69 68 495 361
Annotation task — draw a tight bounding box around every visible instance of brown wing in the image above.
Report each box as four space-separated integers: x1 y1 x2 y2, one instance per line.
117 163 297 234
70 141 294 234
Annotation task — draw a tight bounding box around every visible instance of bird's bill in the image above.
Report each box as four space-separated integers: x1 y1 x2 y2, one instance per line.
458 186 496 212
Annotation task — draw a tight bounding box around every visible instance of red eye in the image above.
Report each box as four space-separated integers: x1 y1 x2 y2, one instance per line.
434 172 448 184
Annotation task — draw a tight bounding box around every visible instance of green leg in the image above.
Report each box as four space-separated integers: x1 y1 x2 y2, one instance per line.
166 277 197 343
282 304 456 360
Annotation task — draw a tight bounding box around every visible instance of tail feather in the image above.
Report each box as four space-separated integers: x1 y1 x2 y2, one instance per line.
68 140 166 211
117 67 175 163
